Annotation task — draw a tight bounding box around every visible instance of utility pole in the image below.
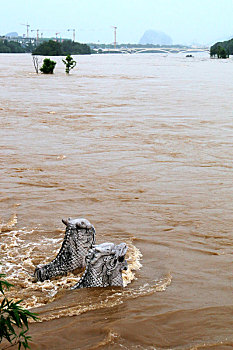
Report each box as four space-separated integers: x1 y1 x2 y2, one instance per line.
68 29 75 42
112 26 117 48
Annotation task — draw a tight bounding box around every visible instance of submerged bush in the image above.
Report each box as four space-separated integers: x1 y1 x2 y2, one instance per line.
40 58 56 74
0 273 38 349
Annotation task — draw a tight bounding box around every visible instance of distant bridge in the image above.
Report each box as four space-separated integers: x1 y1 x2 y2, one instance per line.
93 47 209 54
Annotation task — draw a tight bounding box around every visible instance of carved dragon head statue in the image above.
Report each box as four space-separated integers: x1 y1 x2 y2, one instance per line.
34 218 96 282
71 242 128 289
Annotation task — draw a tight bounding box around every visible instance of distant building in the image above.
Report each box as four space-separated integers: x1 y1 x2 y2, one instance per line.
5 32 19 38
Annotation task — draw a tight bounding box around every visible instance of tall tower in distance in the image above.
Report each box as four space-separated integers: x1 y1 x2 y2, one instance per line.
112 26 117 48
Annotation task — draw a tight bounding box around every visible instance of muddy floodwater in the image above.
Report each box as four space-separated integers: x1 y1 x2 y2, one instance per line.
0 53 232 349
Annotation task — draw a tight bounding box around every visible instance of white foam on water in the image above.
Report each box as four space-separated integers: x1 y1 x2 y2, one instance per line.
1 215 171 321
0 224 144 310
36 274 172 322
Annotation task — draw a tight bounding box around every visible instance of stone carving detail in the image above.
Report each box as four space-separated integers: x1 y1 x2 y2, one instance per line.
71 242 128 289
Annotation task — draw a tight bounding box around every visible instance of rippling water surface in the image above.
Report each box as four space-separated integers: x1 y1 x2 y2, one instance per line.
0 53 232 349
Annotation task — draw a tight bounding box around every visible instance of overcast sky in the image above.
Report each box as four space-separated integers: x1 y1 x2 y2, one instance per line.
1 0 233 45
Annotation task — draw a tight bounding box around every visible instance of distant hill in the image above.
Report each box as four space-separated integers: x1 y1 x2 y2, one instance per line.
210 38 233 56
139 30 173 45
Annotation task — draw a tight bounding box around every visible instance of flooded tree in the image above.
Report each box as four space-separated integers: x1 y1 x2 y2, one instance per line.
210 38 232 58
32 55 39 74
217 46 229 59
62 55 76 74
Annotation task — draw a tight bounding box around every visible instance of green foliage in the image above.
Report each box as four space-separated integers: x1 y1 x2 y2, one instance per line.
23 42 36 54
210 38 232 58
211 45 229 59
32 40 63 56
217 46 228 58
40 58 57 74
0 273 38 349
61 40 91 55
62 55 77 73
32 39 91 56
210 46 215 57
0 40 25 53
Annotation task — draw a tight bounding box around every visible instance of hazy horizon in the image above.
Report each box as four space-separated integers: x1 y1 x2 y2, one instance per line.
1 0 233 45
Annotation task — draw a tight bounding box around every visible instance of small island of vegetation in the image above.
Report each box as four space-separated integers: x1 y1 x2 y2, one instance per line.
32 40 91 56
0 37 91 55
210 38 233 58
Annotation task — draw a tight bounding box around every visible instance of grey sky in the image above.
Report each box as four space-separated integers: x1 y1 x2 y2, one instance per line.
1 0 233 45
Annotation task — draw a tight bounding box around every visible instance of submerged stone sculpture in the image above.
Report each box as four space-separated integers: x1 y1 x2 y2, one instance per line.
71 242 128 289
34 218 96 282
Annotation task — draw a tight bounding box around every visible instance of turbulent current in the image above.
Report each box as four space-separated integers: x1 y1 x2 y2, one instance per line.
0 53 232 349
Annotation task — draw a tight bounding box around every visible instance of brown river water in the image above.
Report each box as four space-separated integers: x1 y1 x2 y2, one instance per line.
0 53 232 349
